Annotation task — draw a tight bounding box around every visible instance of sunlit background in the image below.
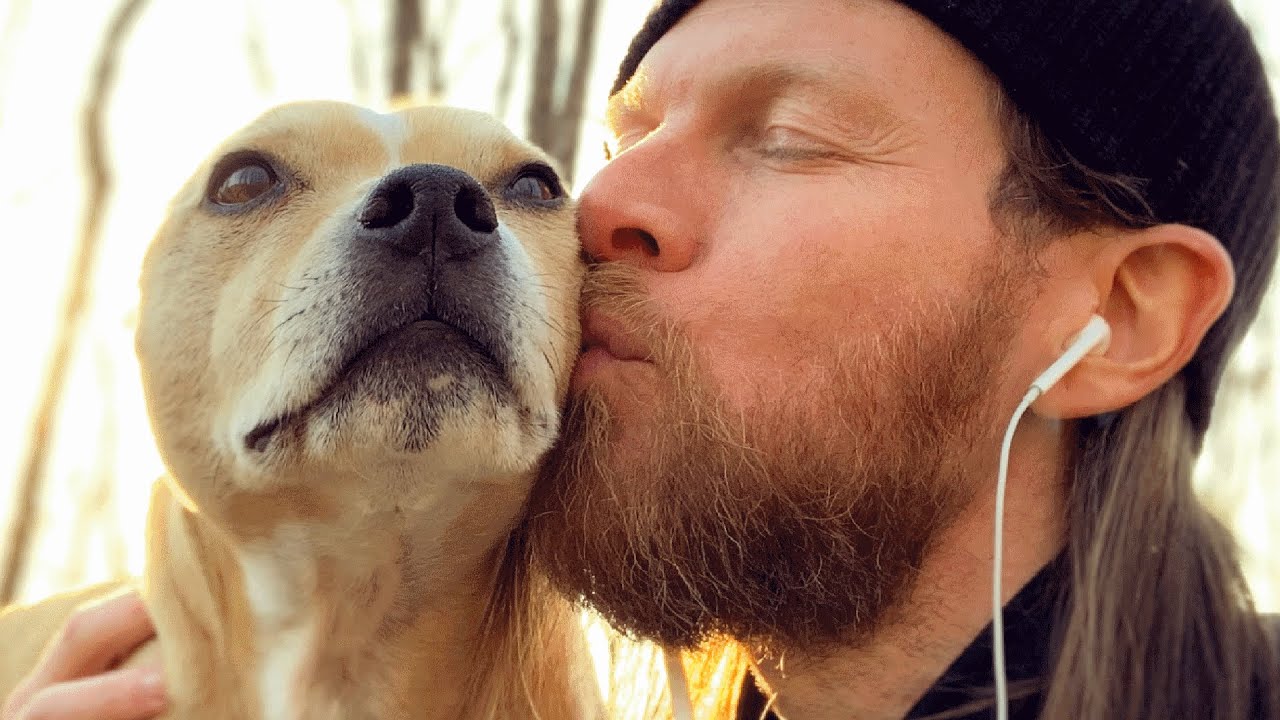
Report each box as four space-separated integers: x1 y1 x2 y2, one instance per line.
0 0 1278 713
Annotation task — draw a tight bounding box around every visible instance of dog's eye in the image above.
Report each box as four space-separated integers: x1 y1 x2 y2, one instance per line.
208 154 280 207
505 165 564 204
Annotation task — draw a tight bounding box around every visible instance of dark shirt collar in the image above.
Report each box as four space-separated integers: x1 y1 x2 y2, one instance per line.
905 558 1061 719
737 559 1063 720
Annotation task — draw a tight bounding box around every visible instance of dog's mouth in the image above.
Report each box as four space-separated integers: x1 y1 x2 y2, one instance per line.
243 312 501 454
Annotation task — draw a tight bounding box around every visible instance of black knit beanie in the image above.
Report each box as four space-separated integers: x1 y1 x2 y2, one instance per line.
611 0 1280 442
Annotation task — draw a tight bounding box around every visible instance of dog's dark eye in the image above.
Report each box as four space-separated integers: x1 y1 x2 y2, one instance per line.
505 165 563 204
208 154 280 207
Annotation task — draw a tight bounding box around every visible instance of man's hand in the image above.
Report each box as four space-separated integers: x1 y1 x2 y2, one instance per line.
1 591 168 720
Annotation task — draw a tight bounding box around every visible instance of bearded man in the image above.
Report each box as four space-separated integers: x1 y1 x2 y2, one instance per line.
524 1 1280 718
5 1 1280 719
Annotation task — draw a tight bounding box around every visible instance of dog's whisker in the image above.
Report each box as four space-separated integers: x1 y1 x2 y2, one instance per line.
272 309 307 334
283 337 301 368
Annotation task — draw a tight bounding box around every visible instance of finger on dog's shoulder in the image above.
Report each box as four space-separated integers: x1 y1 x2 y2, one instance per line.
39 589 155 684
7 666 166 720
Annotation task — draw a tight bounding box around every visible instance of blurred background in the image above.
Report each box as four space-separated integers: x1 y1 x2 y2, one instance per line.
0 0 1277 709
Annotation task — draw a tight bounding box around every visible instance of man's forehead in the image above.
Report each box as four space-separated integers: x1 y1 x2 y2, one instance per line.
604 0 986 131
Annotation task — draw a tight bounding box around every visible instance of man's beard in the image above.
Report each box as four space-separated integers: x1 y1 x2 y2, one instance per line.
526 261 1023 654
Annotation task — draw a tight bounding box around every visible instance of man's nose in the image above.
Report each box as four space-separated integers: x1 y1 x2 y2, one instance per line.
576 144 699 272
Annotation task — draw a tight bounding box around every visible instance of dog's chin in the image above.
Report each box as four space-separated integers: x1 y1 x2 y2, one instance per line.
246 320 524 465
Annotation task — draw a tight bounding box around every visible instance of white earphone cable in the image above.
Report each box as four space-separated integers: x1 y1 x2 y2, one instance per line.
992 386 1040 720
666 649 695 720
993 314 1109 720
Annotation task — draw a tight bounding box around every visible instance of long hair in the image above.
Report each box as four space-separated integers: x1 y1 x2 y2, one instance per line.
997 84 1280 720
1042 379 1280 718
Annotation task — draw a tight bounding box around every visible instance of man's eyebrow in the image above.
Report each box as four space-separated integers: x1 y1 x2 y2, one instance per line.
720 63 845 102
718 62 907 127
606 61 905 135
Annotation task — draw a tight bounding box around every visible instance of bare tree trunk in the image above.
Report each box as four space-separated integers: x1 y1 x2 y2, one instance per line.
421 0 459 101
0 0 150 605
389 0 421 100
526 0 601 186
390 0 454 104
527 0 561 155
555 0 600 180
495 0 521 122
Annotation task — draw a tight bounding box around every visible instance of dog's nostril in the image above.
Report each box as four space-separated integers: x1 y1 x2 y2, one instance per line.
359 182 415 230
454 184 498 234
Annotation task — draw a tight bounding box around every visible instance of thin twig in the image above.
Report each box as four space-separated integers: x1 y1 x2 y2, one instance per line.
555 0 601 184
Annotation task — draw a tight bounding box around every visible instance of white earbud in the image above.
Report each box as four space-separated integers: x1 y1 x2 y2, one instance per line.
992 314 1110 720
1030 314 1112 395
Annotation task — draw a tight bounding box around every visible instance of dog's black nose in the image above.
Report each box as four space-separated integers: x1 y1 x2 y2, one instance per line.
357 164 498 257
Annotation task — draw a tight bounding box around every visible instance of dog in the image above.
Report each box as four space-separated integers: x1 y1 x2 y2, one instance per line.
0 101 597 719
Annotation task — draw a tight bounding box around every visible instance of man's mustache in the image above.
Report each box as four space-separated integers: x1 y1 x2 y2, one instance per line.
578 262 690 372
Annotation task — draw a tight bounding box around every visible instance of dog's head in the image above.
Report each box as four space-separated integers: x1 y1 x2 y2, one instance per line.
136 102 581 527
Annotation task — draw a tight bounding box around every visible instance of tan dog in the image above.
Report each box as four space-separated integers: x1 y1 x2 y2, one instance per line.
0 101 596 719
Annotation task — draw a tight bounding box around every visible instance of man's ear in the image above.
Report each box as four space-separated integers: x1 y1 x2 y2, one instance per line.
1032 223 1234 419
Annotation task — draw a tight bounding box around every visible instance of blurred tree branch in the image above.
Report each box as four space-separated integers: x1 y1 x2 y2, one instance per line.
422 0 458 101
389 0 457 103
389 0 421 99
0 0 149 605
527 0 601 185
495 0 521 122
527 0 559 149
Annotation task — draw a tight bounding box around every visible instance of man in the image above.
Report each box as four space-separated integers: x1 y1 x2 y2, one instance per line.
5 1 1279 718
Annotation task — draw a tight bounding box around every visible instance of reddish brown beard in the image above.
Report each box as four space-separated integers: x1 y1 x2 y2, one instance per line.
526 261 1022 654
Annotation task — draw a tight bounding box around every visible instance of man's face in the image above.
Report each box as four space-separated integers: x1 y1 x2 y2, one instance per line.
528 0 1032 652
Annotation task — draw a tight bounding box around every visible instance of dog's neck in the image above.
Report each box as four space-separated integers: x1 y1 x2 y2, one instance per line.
141 479 590 720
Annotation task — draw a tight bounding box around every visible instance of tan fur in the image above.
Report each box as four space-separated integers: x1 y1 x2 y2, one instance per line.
0 101 596 719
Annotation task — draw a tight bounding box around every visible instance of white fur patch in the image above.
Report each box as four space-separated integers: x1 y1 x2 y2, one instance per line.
259 624 312 720
356 108 408 168
239 533 315 720
240 548 296 625
497 221 556 417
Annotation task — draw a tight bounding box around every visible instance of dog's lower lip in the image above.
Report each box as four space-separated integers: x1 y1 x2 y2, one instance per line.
243 314 501 454
245 417 282 453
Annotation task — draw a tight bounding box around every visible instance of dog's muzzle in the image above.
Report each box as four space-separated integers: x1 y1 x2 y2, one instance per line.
240 163 530 456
